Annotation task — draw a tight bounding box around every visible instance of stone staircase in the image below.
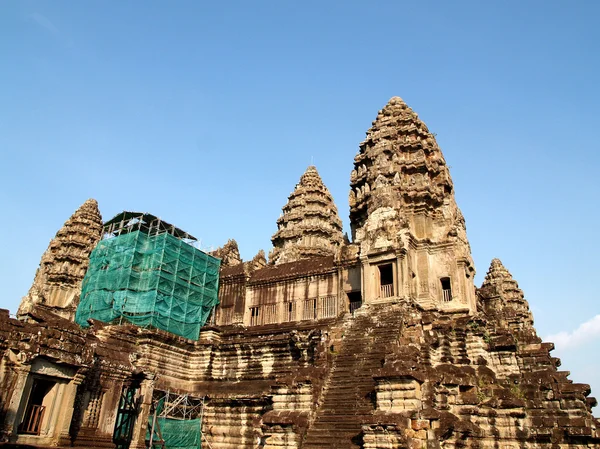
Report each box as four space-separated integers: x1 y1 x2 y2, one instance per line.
301 303 404 448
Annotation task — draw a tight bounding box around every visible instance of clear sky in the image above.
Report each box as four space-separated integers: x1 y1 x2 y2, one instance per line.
1 1 599 400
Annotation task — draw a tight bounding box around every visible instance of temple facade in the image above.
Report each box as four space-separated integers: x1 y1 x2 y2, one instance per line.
0 98 597 449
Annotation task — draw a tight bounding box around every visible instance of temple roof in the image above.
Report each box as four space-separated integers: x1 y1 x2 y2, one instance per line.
269 166 343 265
251 256 336 283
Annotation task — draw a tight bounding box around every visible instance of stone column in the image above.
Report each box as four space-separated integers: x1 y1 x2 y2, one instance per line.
129 377 154 449
56 373 85 446
0 364 31 442
96 380 123 438
360 256 370 303
397 249 408 299
392 259 399 297
336 266 344 315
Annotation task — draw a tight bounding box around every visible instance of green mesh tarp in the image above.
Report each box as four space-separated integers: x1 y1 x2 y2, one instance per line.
75 230 220 340
147 417 201 449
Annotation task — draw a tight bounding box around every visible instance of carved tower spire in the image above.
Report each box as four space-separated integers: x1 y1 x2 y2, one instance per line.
18 199 103 320
350 97 455 234
479 258 535 333
350 97 476 311
269 166 344 265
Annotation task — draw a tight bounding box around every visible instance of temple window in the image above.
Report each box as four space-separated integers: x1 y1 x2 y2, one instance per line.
441 277 452 302
285 301 296 322
249 306 260 326
82 390 104 429
217 307 234 326
318 296 337 319
378 264 394 298
302 299 317 321
262 304 277 325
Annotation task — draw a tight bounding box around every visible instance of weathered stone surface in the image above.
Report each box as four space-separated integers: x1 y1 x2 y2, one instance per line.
18 199 103 321
270 166 343 265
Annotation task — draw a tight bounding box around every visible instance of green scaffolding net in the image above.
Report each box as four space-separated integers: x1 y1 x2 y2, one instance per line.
147 417 202 449
147 393 203 449
75 230 220 340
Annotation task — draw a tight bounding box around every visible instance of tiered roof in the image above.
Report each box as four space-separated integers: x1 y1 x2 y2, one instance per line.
270 166 343 265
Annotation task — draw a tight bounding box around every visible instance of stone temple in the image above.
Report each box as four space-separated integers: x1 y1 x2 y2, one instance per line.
1 97 598 449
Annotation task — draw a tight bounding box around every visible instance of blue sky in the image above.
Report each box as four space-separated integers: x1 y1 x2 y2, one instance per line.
1 1 599 399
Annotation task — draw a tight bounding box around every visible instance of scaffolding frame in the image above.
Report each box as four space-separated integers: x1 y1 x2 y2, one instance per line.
148 391 211 449
76 212 221 340
103 211 198 246
154 391 204 420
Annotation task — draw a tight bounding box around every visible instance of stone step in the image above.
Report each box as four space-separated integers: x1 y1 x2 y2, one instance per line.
301 307 405 448
302 432 363 448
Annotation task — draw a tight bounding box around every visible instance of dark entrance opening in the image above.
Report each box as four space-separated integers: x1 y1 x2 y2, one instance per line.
378 264 394 298
19 378 56 435
113 383 141 449
250 306 260 326
347 291 362 314
286 302 295 322
441 277 452 302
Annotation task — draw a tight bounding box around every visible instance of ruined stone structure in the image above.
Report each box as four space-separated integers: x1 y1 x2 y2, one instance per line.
1 98 597 449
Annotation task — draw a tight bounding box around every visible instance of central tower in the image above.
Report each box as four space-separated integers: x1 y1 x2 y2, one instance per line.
349 97 476 311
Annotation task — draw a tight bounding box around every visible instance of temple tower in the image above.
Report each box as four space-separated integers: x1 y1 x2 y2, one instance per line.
349 97 476 311
18 199 103 320
479 258 535 335
269 165 344 265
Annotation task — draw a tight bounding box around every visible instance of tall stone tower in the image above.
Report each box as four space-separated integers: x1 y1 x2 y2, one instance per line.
18 199 103 320
349 97 476 311
270 165 344 265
